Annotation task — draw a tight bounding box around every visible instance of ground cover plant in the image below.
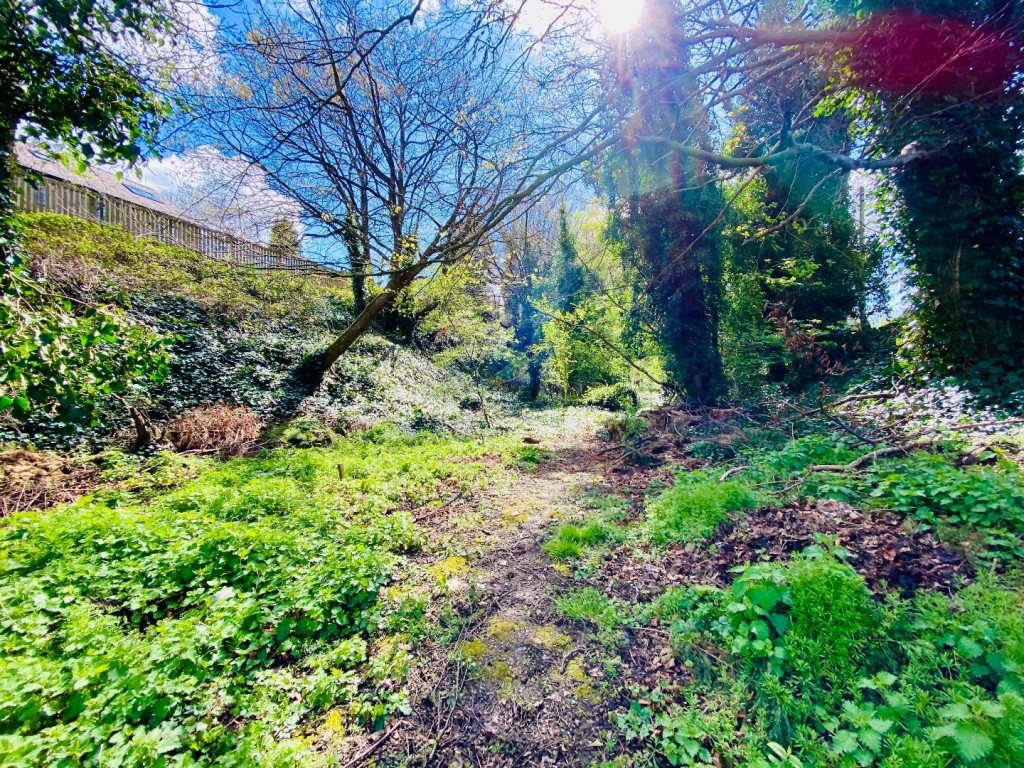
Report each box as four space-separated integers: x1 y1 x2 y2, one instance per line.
0 428 520 767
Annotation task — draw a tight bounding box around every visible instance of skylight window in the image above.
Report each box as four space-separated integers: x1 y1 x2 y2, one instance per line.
122 183 162 204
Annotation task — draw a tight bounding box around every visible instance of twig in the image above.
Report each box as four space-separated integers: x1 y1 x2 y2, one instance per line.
338 721 401 768
413 491 467 523
795 391 899 419
718 466 749 483
945 418 1024 433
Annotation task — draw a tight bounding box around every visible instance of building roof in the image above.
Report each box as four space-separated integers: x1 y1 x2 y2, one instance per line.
14 143 181 218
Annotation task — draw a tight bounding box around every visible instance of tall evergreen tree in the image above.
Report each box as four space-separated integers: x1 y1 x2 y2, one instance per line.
606 0 728 404
269 217 301 257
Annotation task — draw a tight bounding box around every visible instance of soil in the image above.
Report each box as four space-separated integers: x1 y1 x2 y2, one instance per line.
603 499 974 603
337 410 977 767
0 448 99 516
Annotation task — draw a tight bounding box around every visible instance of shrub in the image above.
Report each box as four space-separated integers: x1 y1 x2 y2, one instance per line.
784 552 878 687
647 473 758 544
869 453 1024 533
164 402 263 455
582 383 639 412
268 416 339 448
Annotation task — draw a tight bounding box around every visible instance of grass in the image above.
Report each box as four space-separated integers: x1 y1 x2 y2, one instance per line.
555 587 626 646
646 472 759 544
0 427 517 767
19 212 353 329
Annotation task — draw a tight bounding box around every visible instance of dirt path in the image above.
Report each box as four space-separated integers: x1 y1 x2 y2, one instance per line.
377 410 631 767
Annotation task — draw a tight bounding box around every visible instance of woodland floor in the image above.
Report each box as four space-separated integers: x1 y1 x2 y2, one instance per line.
328 407 973 767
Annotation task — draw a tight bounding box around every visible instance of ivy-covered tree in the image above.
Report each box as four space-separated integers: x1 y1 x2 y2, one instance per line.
505 225 550 400
605 0 729 405
552 204 593 313
828 0 1024 376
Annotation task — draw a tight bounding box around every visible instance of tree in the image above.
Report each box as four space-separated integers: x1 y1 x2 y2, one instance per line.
189 0 610 380
0 0 174 429
605 0 729 405
827 1 1024 374
0 0 173 219
552 204 592 313
269 217 301 258
501 209 557 400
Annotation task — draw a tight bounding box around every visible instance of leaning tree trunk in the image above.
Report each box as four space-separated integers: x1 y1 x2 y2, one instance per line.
317 266 423 378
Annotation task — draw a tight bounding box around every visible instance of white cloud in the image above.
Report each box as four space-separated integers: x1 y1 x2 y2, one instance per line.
119 0 223 91
138 146 302 244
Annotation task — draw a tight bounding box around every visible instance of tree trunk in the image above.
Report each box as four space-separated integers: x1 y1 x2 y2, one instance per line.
319 267 421 376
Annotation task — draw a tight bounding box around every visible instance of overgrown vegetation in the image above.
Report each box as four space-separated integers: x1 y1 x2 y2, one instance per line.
3 0 1024 764
0 428 518 766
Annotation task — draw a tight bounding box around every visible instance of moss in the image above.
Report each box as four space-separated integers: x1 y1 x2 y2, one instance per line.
486 618 522 645
531 625 573 651
428 555 469 583
563 658 603 704
501 506 530 528
480 658 514 686
458 638 489 664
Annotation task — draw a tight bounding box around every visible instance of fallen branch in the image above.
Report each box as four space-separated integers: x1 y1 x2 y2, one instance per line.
808 437 939 473
337 721 401 768
718 466 750 483
796 391 899 419
413 491 467 523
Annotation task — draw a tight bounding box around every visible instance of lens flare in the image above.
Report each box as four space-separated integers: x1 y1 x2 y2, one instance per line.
595 0 644 35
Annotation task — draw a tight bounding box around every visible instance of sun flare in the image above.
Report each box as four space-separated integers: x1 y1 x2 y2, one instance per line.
595 0 645 35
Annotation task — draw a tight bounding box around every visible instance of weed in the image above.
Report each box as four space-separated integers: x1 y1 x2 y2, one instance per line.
555 587 625 646
646 472 758 544
0 428 511 767
543 521 614 560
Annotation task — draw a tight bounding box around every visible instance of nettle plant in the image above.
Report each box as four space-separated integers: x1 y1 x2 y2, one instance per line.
720 562 793 675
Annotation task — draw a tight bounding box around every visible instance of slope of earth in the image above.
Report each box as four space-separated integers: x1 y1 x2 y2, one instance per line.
5 213 497 449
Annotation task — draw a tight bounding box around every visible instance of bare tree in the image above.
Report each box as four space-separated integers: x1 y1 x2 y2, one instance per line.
185 0 611 378
178 0 948 382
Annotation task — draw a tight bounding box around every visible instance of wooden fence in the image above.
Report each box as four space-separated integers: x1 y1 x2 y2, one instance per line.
14 173 338 275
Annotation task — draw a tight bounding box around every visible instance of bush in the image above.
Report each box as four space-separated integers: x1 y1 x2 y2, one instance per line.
784 552 878 686
647 473 758 544
869 453 1024 533
582 383 639 412
268 416 339 448
164 402 263 455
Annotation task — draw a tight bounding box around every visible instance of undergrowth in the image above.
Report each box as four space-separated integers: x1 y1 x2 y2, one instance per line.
646 472 759 544
625 552 1024 767
610 425 1024 767
0 428 519 767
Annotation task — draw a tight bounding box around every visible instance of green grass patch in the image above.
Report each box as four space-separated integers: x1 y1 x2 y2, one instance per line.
646 472 758 544
544 522 614 560
19 212 353 327
555 587 625 646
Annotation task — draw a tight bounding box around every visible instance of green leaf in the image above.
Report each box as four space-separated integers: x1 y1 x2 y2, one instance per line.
832 730 859 755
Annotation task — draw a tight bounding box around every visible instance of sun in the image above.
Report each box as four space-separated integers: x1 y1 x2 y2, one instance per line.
595 0 645 34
